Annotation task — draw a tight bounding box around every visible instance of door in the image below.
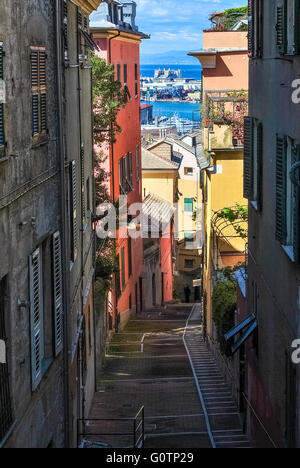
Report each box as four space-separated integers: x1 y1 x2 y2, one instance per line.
161 273 165 305
139 278 143 313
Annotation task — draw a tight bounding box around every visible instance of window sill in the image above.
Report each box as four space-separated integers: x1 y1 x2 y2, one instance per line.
282 245 295 263
0 156 9 165
32 138 49 149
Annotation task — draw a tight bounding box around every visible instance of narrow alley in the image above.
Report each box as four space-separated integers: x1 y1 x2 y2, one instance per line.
85 305 252 449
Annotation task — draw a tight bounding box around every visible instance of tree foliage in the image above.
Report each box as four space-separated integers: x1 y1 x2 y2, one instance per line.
212 279 237 355
217 204 248 240
221 7 248 30
92 54 128 145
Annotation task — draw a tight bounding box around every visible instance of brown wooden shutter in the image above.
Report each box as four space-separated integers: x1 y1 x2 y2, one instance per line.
244 116 254 200
275 135 287 244
248 0 254 56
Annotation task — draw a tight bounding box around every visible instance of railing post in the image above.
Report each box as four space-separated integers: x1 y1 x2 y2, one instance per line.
142 407 145 448
133 416 136 448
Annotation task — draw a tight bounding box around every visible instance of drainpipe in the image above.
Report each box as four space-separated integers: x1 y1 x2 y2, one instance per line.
56 0 70 448
108 30 121 333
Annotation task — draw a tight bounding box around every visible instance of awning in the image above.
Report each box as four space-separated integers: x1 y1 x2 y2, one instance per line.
80 29 100 51
225 313 258 355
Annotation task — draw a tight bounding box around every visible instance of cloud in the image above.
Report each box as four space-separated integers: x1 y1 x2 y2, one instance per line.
134 0 247 61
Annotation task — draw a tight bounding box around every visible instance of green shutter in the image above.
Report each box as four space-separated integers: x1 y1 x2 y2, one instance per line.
292 145 300 261
80 146 86 222
248 0 254 56
184 198 194 213
0 43 5 152
244 116 254 200
275 135 287 244
295 0 300 54
276 2 287 55
257 122 263 210
29 248 44 391
70 161 78 262
53 232 63 356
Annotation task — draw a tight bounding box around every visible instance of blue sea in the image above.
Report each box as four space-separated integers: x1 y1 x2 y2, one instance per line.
140 64 202 81
140 65 202 124
141 100 201 122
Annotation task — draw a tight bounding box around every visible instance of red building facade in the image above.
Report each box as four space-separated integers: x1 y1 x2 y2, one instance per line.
91 2 149 328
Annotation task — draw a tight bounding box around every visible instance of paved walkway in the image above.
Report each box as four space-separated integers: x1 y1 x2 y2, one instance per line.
86 304 252 448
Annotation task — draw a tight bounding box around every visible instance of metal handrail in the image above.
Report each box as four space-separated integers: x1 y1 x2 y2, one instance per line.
78 406 145 449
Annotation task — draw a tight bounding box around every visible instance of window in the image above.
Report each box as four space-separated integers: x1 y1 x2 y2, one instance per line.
119 154 133 194
136 145 140 181
117 64 121 82
86 177 91 213
70 161 78 263
0 275 14 442
135 63 138 98
244 116 263 211
121 247 126 291
276 0 300 55
31 47 47 138
0 42 5 157
124 64 127 87
184 167 194 176
248 0 263 58
184 198 194 213
275 135 300 261
116 254 121 300
185 232 195 247
128 238 132 277
185 259 194 269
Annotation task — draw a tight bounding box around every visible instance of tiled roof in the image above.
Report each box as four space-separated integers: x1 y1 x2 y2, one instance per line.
142 148 179 170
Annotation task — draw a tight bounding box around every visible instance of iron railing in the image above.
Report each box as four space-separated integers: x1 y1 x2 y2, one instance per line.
78 406 145 449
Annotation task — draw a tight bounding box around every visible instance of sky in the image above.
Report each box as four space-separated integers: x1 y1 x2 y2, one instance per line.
134 0 247 64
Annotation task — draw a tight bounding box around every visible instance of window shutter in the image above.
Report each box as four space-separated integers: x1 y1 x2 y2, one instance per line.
248 0 254 56
31 50 39 88
0 43 5 150
29 248 44 391
244 116 254 200
40 93 47 133
80 146 86 222
70 161 78 262
53 232 63 356
129 152 133 186
257 122 263 210
275 135 287 244
39 51 46 88
32 95 39 136
292 145 300 261
276 3 287 55
294 0 300 54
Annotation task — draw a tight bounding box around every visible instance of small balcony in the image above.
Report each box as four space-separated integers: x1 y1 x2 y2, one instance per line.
203 90 248 148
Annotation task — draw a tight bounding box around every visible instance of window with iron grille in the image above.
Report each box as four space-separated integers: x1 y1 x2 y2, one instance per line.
30 47 47 139
0 276 13 444
0 42 6 158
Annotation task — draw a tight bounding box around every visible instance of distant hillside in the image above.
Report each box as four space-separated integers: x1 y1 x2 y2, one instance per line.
141 50 198 65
